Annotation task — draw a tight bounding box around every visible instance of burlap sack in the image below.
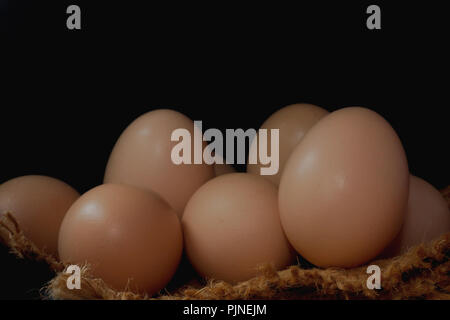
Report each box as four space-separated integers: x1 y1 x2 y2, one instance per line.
1 186 449 300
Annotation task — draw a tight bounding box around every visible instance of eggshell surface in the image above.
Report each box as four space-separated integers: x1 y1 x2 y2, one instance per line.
279 107 409 268
58 184 183 294
104 109 215 216
214 163 236 176
381 175 450 257
247 103 328 185
0 175 80 257
182 173 295 283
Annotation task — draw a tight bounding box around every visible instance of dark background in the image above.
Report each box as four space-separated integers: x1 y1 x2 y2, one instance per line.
1 1 449 299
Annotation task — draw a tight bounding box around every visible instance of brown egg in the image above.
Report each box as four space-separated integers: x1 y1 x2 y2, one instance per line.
279 107 409 268
58 184 183 294
0 175 79 257
182 173 295 283
212 152 236 176
104 109 215 216
214 163 236 176
247 103 328 185
381 175 450 257
208 149 235 176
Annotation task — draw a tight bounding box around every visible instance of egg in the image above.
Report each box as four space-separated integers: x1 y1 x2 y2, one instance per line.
104 109 215 216
381 175 450 257
58 184 183 294
212 153 236 176
279 107 409 268
247 103 329 185
182 173 295 283
0 175 80 257
214 163 236 176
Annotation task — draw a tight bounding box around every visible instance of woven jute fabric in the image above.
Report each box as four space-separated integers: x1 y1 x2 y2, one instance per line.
1 186 449 300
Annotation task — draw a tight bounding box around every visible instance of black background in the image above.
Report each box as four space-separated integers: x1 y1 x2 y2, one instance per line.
2 1 449 301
